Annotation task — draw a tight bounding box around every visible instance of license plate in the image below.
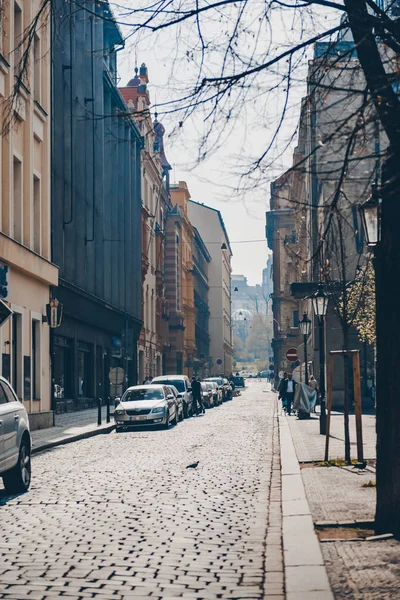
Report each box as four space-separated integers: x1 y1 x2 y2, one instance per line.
130 415 147 421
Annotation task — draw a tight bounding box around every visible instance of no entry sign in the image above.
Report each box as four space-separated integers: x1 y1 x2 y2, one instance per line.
286 348 298 362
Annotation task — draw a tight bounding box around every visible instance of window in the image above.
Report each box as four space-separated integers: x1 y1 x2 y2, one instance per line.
293 310 299 328
14 1 22 71
0 383 8 404
33 34 41 103
32 320 40 400
2 380 18 403
33 176 41 253
12 313 22 396
13 156 22 242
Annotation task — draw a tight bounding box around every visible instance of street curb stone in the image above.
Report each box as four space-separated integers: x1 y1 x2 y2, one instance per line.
32 423 115 454
279 414 334 599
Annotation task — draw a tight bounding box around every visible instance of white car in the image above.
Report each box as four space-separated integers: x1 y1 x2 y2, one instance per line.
0 376 31 494
114 385 179 431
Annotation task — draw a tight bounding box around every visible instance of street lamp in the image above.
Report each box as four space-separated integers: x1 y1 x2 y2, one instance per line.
299 312 311 385
312 283 329 434
359 184 382 246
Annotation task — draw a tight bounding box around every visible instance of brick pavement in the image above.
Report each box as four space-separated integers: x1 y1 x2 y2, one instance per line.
284 400 400 599
0 381 284 599
31 406 114 452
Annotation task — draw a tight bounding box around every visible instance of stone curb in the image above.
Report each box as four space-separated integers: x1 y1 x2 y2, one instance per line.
279 414 334 600
32 423 115 455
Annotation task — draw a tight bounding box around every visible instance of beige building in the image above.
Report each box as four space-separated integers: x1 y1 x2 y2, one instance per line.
0 0 57 427
188 201 233 375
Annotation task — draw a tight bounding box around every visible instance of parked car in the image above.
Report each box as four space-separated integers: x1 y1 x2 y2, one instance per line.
222 378 233 400
203 380 222 405
114 385 178 431
200 382 213 408
151 375 193 418
165 385 184 421
0 376 31 494
204 377 227 401
232 376 245 388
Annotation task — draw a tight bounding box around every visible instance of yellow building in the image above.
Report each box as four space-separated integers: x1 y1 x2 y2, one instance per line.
166 182 196 376
0 0 58 428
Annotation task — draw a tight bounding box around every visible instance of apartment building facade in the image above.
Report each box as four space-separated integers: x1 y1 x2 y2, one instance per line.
51 0 143 409
188 201 233 375
164 182 196 376
119 64 172 382
0 0 58 428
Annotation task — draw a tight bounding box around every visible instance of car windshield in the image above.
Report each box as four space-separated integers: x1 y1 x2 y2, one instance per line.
153 379 185 392
207 378 223 386
123 388 164 402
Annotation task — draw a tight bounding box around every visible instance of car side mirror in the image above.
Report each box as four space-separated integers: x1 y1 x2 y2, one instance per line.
187 387 192 392
114 397 121 406
167 394 174 400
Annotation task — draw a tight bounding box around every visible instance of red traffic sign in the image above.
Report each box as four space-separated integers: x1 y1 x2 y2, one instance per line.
286 348 298 362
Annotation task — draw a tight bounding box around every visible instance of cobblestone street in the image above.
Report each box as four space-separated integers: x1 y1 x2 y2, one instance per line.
0 383 284 600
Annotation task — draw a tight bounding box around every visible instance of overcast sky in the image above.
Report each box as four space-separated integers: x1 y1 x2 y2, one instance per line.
114 3 335 284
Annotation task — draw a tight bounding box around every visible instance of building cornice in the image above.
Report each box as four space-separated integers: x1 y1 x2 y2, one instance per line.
0 233 58 286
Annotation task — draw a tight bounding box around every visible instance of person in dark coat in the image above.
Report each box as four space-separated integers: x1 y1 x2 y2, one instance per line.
191 376 205 415
280 373 297 416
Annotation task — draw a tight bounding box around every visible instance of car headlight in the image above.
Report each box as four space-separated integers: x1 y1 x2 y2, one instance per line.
114 409 126 416
152 406 166 414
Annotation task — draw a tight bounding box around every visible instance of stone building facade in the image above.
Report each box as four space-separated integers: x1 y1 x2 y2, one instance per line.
188 200 233 375
193 228 211 377
165 182 196 377
51 0 143 409
119 64 172 382
0 0 58 428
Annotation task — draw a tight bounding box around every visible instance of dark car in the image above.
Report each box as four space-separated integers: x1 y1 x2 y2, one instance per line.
232 376 245 388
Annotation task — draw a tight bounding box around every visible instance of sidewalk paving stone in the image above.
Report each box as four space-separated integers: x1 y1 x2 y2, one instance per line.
284 401 400 599
31 406 114 453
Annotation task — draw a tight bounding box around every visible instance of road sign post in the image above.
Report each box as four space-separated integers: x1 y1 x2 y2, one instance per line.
286 348 298 362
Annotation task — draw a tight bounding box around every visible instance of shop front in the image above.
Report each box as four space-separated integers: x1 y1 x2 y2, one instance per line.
52 284 141 413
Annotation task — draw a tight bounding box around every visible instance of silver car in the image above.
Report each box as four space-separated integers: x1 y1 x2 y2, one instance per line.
0 376 31 494
200 382 213 408
165 385 184 421
114 385 178 431
151 375 194 418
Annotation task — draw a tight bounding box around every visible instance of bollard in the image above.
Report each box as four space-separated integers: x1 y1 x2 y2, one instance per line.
106 396 110 423
97 397 102 426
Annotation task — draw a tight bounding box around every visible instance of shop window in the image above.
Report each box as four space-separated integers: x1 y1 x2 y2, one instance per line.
54 340 72 399
77 345 93 398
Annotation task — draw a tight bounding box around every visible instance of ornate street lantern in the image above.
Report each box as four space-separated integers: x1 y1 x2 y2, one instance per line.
359 184 382 246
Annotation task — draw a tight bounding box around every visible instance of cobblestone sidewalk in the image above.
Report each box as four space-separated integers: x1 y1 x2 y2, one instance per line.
285 402 400 599
31 406 114 453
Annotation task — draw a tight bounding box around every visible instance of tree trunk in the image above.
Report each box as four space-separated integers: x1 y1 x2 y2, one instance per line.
342 330 351 464
375 150 400 537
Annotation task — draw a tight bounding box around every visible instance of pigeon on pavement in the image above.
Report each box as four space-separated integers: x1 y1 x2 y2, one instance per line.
186 461 200 469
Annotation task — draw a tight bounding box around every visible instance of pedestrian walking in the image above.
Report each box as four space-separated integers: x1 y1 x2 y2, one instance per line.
278 372 288 412
281 373 297 416
309 375 318 412
191 376 205 415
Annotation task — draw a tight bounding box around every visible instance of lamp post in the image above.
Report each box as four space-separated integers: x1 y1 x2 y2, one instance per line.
299 312 311 385
312 283 329 434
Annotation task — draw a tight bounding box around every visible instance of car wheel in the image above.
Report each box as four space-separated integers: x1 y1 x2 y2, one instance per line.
162 412 170 429
179 406 184 421
183 402 189 419
173 410 178 426
3 437 31 494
